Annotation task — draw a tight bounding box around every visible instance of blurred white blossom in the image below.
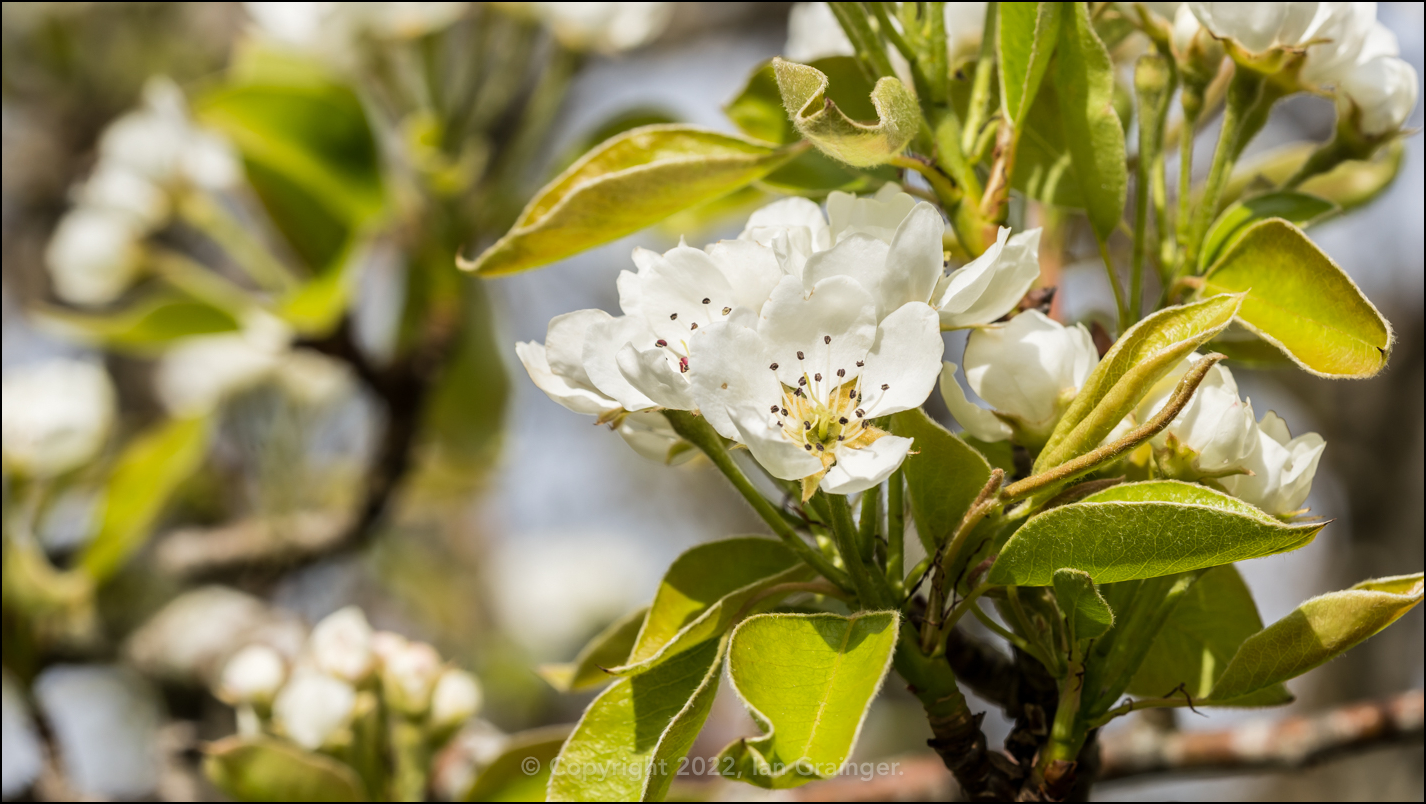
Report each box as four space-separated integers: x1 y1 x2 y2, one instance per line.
2 359 115 478
1337 55 1419 137
244 2 469 52
1189 2 1322 55
272 670 356 750
379 640 443 715
309 606 374 683
499 2 671 53
430 668 483 730
44 207 146 306
218 645 287 705
784 2 985 64
155 312 292 416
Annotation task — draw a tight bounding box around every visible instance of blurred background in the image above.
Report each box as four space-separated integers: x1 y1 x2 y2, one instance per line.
1 2 1421 801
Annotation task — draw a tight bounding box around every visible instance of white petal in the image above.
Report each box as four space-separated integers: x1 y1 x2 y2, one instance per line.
963 311 1097 429
822 435 914 495
616 344 695 410
583 314 659 411
740 195 828 235
515 341 617 416
758 275 876 395
881 202 946 314
616 269 643 317
636 244 740 347
826 185 918 244
616 411 694 465
857 303 944 417
729 407 823 481
940 362 1012 442
802 234 890 308
938 228 1042 328
687 319 781 440
706 239 784 313
545 309 607 387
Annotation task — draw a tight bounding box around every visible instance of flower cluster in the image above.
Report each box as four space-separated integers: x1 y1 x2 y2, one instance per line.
218 606 482 752
518 187 1042 498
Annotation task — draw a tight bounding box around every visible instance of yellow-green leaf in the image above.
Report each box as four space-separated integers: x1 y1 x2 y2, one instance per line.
773 58 918 168
1053 567 1114 642
890 409 992 556
1199 191 1337 272
1218 139 1404 214
537 607 647 693
204 736 365 802
464 125 800 276
998 3 1062 125
1209 573 1424 701
37 296 239 354
1051 1 1126 240
1200 218 1392 378
464 725 572 802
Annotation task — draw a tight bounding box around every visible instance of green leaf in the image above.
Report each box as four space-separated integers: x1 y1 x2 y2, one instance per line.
1051 1 1127 240
890 409 992 556
1012 84 1082 207
1208 574 1424 702
277 239 364 336
1127 565 1292 706
1200 218 1392 378
464 125 799 276
1199 191 1337 271
37 296 240 354
1037 294 1242 472
80 416 212 582
1219 139 1404 214
204 736 365 802
773 58 918 168
419 276 510 472
997 3 1062 125
464 725 573 802
718 612 899 789
1053 568 1114 642
538 607 647 693
548 638 723 802
609 537 812 675
988 480 1323 587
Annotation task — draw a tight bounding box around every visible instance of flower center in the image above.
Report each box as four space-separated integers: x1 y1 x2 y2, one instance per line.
774 378 882 469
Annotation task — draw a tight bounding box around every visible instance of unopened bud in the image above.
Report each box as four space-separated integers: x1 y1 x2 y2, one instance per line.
430 668 483 730
218 644 286 705
381 640 443 716
310 606 373 683
272 671 356 750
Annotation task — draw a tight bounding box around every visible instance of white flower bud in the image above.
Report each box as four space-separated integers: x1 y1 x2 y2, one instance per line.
44 206 146 306
1133 355 1259 479
381 640 444 716
1337 55 1419 137
77 164 169 228
218 645 287 705
430 668 483 730
932 227 1042 329
309 606 374 683
513 2 672 53
2 359 115 479
1220 412 1326 516
272 671 356 750
1189 2 1320 54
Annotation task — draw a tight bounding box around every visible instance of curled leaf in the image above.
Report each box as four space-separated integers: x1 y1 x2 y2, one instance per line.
773 58 918 168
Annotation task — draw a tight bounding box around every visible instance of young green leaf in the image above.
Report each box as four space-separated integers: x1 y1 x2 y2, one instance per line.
1127 564 1292 707
37 296 240 354
80 416 212 582
718 611 899 789
1218 139 1405 214
1036 294 1242 472
548 638 723 802
773 58 918 167
606 537 812 676
1199 192 1337 271
988 481 1323 587
1053 568 1114 642
463 126 799 275
463 724 573 802
1051 1 1126 240
1208 573 1424 702
997 3 1062 126
890 409 992 556
537 606 648 693
1012 84 1082 207
204 736 365 802
1199 218 1392 378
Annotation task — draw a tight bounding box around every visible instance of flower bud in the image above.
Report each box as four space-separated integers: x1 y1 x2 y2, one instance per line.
309 606 374 683
272 671 356 750
1220 412 1326 516
381 640 444 716
932 227 1042 329
1337 56 1419 138
218 645 287 706
44 206 145 306
1134 355 1259 479
430 668 483 730
2 359 115 479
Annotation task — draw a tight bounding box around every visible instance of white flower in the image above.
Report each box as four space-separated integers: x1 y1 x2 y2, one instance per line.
615 411 694 465
218 645 287 705
98 77 239 192
2 359 115 478
689 276 944 499
785 3 986 65
507 2 672 53
309 606 374 683
154 311 293 416
380 640 444 715
78 163 170 229
272 670 356 750
244 2 468 51
1337 55 1419 137
940 311 1098 446
430 668 482 730
44 207 146 306
1130 354 1259 479
1220 411 1326 515
517 310 623 418
1298 2 1382 86
1189 2 1321 54
933 227 1042 329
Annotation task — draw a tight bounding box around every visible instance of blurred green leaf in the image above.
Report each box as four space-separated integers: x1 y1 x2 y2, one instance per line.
1200 218 1391 378
1037 294 1242 472
774 58 918 167
998 2 1062 125
38 295 239 354
464 725 573 802
464 125 800 276
890 409 992 556
988 481 1322 586
548 638 723 802
1127 564 1292 706
538 607 647 693
1200 191 1337 271
80 416 212 582
1051 2 1126 240
718 612 899 789
1219 139 1405 213
203 735 365 802
277 239 364 336
1209 573 1424 701
1053 567 1114 642
608 537 812 676
1012 84 1081 207
419 276 510 472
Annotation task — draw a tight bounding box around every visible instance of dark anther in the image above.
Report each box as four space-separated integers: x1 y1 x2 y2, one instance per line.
770 405 780 413
780 408 788 415
881 383 890 390
804 443 812 451
839 417 848 424
856 408 865 417
690 322 698 330
836 368 845 377
815 443 825 451
656 339 667 347
823 335 831 344
722 307 731 315
798 377 807 386
856 360 864 367
702 298 710 304
670 313 678 320
814 373 822 381
803 421 811 430
797 351 805 360
769 362 778 370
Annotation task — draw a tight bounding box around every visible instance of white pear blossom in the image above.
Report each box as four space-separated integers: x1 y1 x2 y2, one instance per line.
218 645 287 705
98 77 240 193
498 3 671 53
154 311 292 416
941 311 1099 446
380 640 444 715
933 227 1042 329
1218 411 1325 516
1337 55 1419 137
244 2 469 52
689 276 944 499
2 359 115 479
1189 2 1322 55
272 670 356 750
1127 354 1260 479
430 668 483 730
785 2 986 64
1297 3 1382 85
44 207 147 306
309 606 374 683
